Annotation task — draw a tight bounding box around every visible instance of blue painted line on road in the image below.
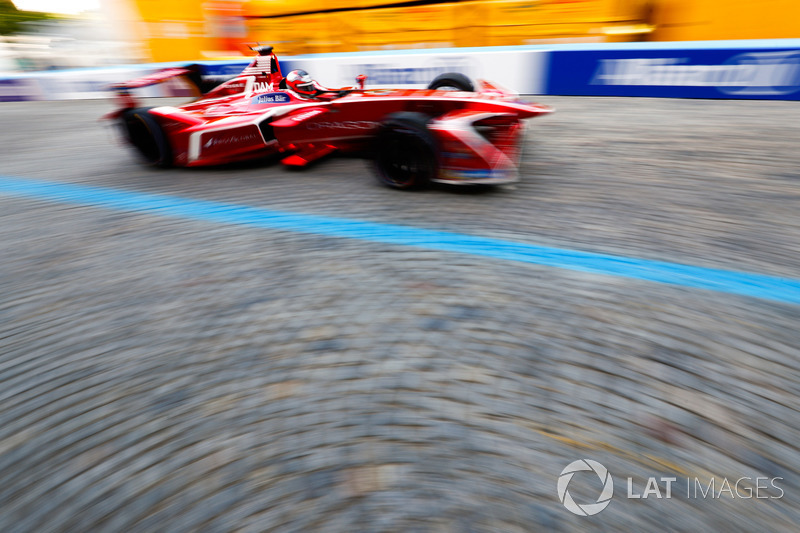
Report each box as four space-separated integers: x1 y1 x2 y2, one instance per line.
1 175 799 306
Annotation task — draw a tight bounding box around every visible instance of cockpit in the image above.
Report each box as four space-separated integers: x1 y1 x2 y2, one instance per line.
282 69 357 100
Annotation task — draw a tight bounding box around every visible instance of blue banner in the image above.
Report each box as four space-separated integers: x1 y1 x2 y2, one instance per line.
546 48 800 100
0 79 35 102
194 61 249 77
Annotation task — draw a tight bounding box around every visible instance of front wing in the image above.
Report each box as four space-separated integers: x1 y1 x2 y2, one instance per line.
429 110 526 185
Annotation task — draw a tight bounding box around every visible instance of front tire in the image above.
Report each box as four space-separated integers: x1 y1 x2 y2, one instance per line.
374 112 438 190
427 72 474 92
120 108 171 168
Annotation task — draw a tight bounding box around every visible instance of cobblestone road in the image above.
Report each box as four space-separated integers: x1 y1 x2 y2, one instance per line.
1 97 799 532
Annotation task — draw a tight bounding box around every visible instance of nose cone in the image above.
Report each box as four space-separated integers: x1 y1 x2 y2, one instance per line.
517 103 554 119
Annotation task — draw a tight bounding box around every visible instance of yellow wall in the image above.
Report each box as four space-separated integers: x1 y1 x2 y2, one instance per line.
341 3 459 50
476 0 654 44
651 0 800 41
126 0 800 62
130 0 249 61
133 0 204 20
140 20 209 62
245 0 656 55
244 0 403 18
249 12 345 55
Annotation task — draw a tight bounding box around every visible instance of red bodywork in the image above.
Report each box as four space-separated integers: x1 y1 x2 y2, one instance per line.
111 48 552 184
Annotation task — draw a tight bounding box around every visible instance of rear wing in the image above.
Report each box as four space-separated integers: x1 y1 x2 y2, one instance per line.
107 66 206 114
107 62 250 114
110 68 193 90
106 45 283 115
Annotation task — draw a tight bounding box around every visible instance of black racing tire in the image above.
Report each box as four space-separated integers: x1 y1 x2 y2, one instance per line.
427 72 474 92
374 112 438 190
120 107 172 168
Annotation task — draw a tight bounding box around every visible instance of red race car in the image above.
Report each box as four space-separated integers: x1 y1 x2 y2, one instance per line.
109 46 552 189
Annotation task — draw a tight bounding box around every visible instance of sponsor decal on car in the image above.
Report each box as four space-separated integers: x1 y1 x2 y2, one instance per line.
439 168 515 182
252 82 276 94
224 81 247 92
251 91 290 104
202 129 262 151
306 121 378 131
242 57 273 77
290 109 327 122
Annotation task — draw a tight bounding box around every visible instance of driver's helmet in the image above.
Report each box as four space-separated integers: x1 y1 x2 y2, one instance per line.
286 69 316 97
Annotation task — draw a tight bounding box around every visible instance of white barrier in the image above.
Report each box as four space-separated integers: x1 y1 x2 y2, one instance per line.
0 65 190 101
280 48 548 94
0 48 549 102
3 40 800 102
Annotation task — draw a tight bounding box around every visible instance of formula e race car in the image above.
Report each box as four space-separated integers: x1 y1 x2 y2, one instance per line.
108 46 552 189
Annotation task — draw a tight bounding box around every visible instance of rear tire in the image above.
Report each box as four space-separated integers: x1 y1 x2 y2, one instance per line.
427 72 474 92
374 112 438 190
120 108 171 168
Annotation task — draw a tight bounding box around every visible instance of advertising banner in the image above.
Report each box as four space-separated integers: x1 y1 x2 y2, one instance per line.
7 42 800 102
283 49 548 95
546 47 800 99
0 78 40 102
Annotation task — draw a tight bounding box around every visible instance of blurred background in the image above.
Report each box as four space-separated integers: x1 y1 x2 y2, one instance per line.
3 2 800 533
2 0 799 69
